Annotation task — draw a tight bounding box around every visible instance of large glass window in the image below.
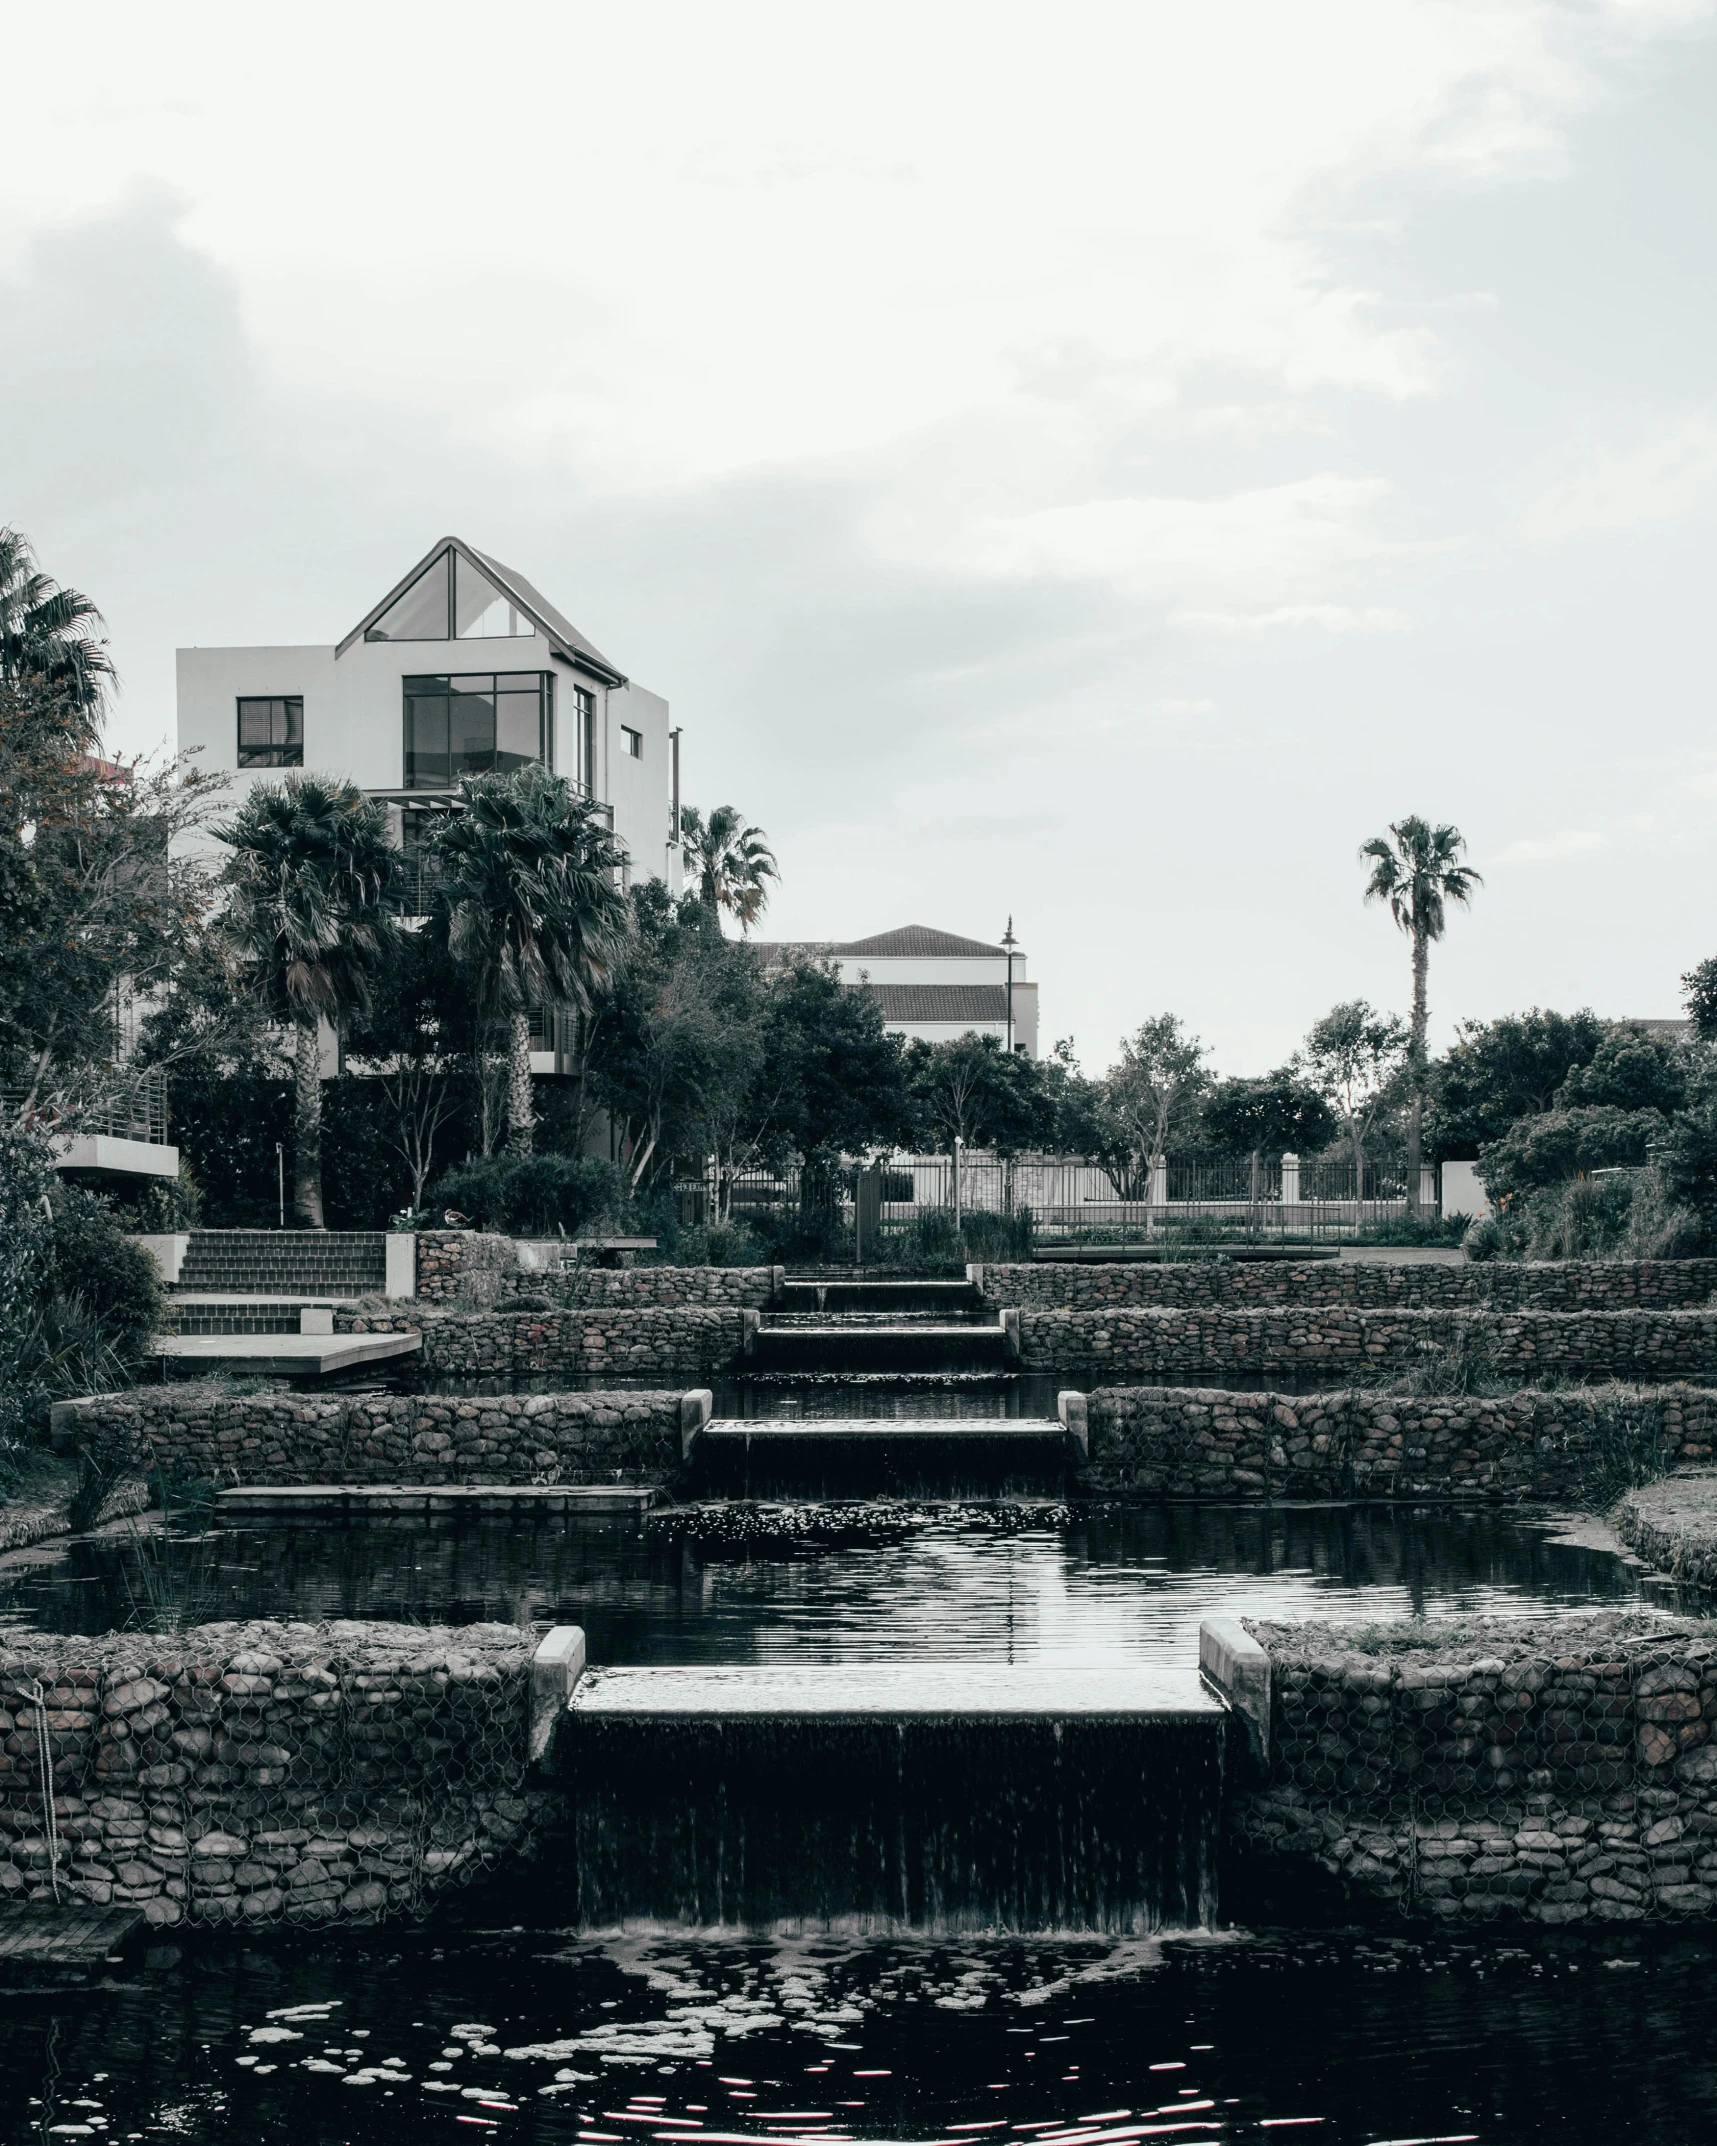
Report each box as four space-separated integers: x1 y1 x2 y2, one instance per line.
402 672 554 789
367 547 536 642
237 696 303 767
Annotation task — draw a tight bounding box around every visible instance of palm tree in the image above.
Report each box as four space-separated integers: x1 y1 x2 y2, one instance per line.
0 527 115 742
1360 817 1483 1214
428 764 630 1159
679 803 778 931
217 777 400 1226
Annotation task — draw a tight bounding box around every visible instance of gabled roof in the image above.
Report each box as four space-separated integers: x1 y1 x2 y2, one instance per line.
862 983 1010 1022
335 536 627 685
838 924 1008 959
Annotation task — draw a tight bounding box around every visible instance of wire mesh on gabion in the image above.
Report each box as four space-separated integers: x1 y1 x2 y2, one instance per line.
1237 1614 1717 1924
0 1620 539 1928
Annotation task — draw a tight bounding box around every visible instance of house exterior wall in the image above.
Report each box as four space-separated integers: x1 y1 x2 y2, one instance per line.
176 633 676 891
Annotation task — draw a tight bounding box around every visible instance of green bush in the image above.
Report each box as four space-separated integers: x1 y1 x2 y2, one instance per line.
668 1220 768 1267
44 1189 164 1369
1477 1105 1669 1204
958 1207 1035 1261
429 1152 624 1236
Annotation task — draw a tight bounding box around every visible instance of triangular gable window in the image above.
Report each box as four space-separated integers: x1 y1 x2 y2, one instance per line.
454 553 536 639
366 548 452 641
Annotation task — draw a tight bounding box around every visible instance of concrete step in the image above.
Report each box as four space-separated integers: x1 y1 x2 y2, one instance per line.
750 1323 1014 1375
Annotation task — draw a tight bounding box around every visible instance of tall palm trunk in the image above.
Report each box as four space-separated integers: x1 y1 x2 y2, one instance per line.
1406 922 1429 1216
507 1009 534 1159
293 1011 325 1228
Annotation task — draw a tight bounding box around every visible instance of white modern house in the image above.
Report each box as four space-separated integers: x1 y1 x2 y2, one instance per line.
176 537 682 1073
757 924 1039 1056
177 536 681 899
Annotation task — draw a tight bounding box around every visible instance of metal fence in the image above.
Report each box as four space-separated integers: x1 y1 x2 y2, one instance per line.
2 1067 170 1145
697 1151 1418 1247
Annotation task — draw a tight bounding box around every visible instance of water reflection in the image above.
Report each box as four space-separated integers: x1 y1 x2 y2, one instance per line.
1 1504 1640 1656
4 1918 1717 2145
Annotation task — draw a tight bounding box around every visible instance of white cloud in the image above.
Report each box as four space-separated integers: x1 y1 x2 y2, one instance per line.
1496 829 1612 864
1521 410 1717 540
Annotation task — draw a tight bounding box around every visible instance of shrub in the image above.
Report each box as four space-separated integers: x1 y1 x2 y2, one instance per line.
1463 1215 1503 1262
1477 1105 1669 1204
44 1189 164 1370
958 1207 1035 1261
668 1220 767 1267
429 1153 624 1236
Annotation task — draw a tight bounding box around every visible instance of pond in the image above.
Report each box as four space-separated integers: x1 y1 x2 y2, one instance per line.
5 1911 1717 2145
0 1503 1643 1652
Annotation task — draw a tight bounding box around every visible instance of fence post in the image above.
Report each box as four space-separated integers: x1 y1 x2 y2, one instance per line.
1281 1153 1300 1207
1419 1163 1439 1216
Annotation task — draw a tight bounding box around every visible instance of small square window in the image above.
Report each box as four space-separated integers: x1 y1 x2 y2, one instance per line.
621 724 643 759
237 696 304 768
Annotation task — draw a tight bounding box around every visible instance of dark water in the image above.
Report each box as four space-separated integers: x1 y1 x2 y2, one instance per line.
6 1914 1717 2145
0 1504 1641 1649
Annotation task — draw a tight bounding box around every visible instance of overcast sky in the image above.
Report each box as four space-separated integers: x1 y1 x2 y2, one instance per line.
5 0 1715 1073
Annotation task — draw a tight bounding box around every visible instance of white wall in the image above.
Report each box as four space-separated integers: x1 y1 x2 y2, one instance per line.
177 634 676 887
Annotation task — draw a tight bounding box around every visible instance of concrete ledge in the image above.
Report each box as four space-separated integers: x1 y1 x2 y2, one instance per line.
1199 1614 1270 1767
530 1624 587 1766
385 1232 417 1300
214 1484 659 1515
1058 1388 1089 1462
680 1386 713 1462
1001 1308 1022 1364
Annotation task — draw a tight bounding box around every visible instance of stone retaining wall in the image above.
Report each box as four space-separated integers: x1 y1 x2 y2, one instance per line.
1613 1474 1717 1593
1234 1611 1717 1924
411 1232 778 1309
1024 1306 1717 1382
1087 1383 1715 1500
334 1304 748 1380
985 1257 1717 1312
66 1386 685 1487
0 1620 536 1928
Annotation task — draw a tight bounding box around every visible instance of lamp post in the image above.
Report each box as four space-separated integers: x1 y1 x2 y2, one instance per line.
1002 916 1018 1053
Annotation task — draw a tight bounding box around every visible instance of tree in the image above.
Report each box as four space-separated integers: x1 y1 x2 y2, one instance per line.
341 931 472 1211
1102 1015 1210 1188
679 803 779 931
1555 1026 1687 1116
1425 1008 1608 1159
1 698 226 1131
1683 958 1717 1044
1201 1070 1338 1202
0 527 115 740
1301 1000 1408 1192
427 765 631 1162
1360 816 1482 1210
217 776 401 1226
1476 1103 1671 1205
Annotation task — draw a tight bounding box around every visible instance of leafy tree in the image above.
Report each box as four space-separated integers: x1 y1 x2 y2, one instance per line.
1554 1026 1687 1116
1301 1000 1408 1190
1360 816 1482 1210
1477 1104 1671 1205
1682 957 1717 1044
1425 1008 1609 1158
764 960 917 1159
1102 1015 1210 1187
341 930 473 1210
427 765 630 1162
1651 1102 1717 1249
1 694 226 1129
0 526 115 739
908 1033 1055 1157
217 775 401 1226
1201 1070 1338 1200
679 803 779 931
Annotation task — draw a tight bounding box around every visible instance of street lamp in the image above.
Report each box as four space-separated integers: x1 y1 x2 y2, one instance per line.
1001 916 1018 1053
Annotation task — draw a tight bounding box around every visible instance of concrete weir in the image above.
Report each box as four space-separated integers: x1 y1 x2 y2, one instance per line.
536 1633 1232 1935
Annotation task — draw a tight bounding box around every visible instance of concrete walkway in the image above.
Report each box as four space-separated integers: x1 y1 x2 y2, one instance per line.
150 1330 421 1376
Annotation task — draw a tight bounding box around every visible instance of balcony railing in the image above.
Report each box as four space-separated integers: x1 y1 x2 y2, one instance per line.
3 1066 170 1144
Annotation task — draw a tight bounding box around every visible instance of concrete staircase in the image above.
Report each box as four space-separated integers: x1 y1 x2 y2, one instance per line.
173 1229 388 1296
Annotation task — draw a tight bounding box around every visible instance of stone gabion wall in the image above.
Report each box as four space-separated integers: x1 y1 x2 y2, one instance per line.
510 1266 777 1309
1023 1306 1717 1382
333 1304 748 1380
984 1257 1717 1313
0 1620 536 1928
1087 1383 1716 1500
1235 1612 1717 1924
67 1386 686 1488
412 1231 515 1301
